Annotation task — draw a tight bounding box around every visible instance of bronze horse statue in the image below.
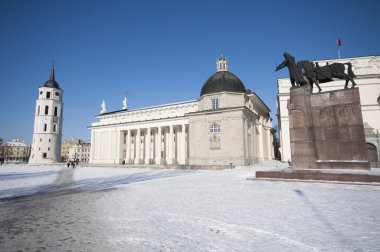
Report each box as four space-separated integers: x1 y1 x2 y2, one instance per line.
276 52 357 93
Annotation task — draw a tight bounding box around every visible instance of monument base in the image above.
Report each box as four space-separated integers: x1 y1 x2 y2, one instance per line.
255 170 380 183
289 87 370 170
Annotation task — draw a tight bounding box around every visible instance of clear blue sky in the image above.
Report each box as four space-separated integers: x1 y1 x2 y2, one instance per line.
1 0 379 144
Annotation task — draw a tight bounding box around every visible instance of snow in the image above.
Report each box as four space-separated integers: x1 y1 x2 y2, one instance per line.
1 162 380 251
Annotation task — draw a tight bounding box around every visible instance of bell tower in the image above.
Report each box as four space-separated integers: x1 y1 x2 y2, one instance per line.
29 66 64 164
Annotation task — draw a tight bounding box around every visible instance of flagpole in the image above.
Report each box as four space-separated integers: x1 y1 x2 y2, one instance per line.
337 38 341 59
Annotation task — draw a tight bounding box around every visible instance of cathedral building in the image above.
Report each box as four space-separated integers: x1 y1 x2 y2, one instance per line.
89 56 274 167
29 67 63 164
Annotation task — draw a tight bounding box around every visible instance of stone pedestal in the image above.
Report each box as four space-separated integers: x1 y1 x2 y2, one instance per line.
288 87 370 169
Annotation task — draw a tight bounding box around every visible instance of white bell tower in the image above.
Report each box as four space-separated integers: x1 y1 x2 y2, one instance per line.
29 66 64 164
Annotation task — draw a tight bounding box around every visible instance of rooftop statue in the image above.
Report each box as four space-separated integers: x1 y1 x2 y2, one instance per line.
276 52 357 93
100 100 106 114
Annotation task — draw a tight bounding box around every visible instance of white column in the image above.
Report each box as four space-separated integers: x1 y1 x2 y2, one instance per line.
243 118 248 160
179 124 186 164
266 120 273 160
135 128 141 164
115 130 121 164
167 125 173 165
145 128 151 164
126 130 131 164
258 123 264 162
155 127 162 164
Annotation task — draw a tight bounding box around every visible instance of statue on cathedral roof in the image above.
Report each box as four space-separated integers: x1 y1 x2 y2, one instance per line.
100 100 106 114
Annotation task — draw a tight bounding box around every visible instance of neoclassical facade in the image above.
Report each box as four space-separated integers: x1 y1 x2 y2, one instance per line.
0 139 31 162
89 56 274 166
277 55 380 163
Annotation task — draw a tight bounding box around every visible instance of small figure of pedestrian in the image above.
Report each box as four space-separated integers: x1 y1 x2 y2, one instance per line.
71 161 75 169
67 161 70 168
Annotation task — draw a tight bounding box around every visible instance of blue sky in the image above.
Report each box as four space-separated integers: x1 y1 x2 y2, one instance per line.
1 0 379 144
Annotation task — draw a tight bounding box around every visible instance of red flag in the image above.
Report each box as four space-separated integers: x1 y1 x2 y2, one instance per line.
337 38 342 46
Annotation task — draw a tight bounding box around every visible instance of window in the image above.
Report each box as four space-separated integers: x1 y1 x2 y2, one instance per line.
211 98 219 110
54 107 58 116
210 123 221 133
53 124 56 132
42 153 47 158
44 124 47 131
45 106 49 115
55 92 59 97
46 92 51 99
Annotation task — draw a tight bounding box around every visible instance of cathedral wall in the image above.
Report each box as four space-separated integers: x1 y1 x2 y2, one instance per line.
188 109 247 166
198 93 245 111
91 129 118 164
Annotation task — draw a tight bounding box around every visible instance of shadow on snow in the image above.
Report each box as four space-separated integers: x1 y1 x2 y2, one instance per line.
0 171 57 181
0 168 194 205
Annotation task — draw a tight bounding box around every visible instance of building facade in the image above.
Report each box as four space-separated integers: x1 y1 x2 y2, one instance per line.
89 56 274 166
68 142 91 163
0 139 31 162
29 67 64 164
61 139 83 162
277 55 380 163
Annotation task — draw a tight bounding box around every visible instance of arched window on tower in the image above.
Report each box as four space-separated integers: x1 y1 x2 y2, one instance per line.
45 106 49 115
44 124 47 132
53 124 57 132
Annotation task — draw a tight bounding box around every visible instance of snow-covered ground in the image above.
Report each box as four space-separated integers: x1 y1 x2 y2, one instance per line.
0 162 379 251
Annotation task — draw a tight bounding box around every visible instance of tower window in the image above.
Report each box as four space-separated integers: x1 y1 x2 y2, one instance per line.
45 106 49 115
211 98 219 110
46 92 51 99
53 124 56 132
54 107 58 116
55 92 59 97
210 123 221 133
44 124 47 131
42 153 47 158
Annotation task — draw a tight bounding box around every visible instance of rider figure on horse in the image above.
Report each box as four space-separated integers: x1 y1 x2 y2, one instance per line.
276 52 307 87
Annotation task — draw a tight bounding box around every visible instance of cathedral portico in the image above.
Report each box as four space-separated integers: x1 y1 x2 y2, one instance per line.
94 121 191 166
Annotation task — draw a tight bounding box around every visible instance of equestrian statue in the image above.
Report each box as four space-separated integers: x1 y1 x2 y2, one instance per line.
276 52 357 94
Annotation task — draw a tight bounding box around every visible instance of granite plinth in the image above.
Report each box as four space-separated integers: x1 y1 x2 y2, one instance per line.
288 87 370 169
255 170 380 183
